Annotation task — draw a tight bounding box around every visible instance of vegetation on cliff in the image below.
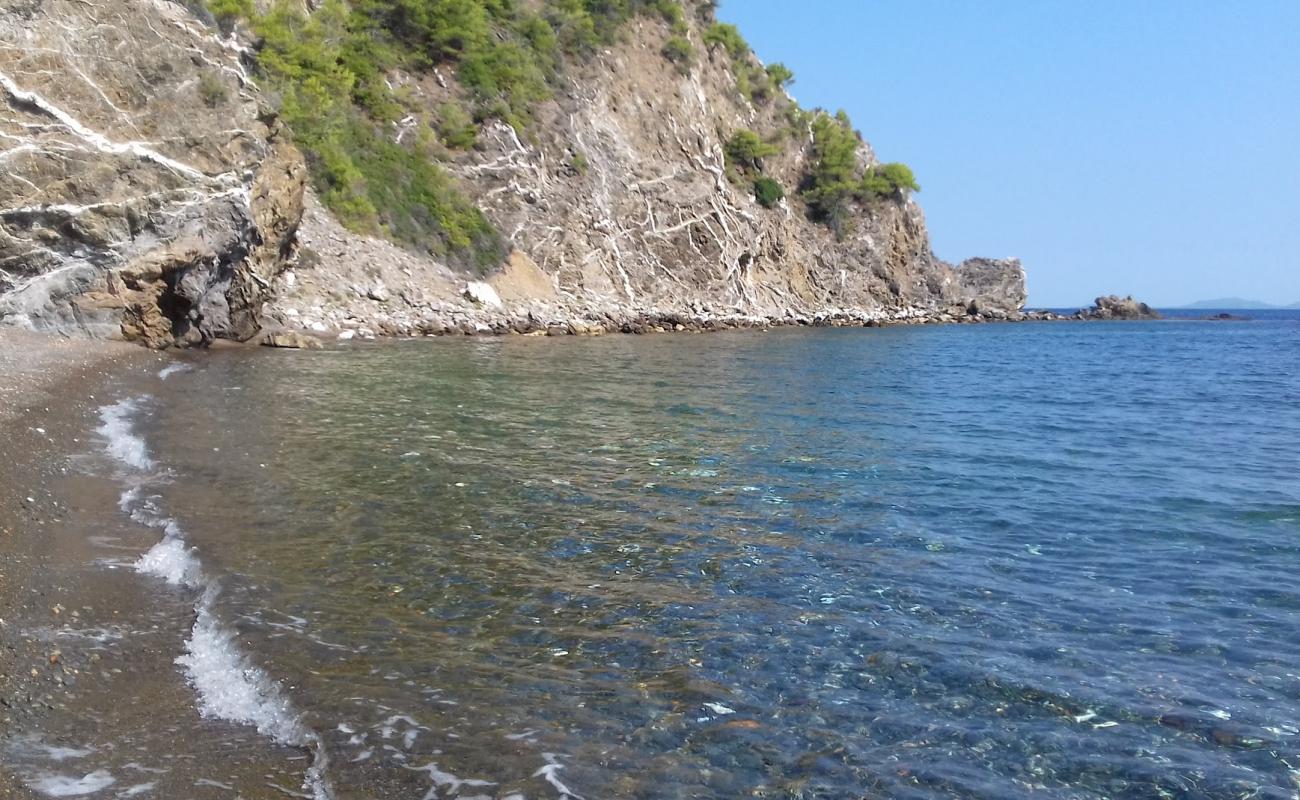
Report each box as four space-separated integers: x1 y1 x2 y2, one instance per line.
203 0 918 269
804 110 921 236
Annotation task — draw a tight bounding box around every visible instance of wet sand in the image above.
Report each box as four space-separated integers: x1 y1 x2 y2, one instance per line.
0 329 155 798
0 330 319 799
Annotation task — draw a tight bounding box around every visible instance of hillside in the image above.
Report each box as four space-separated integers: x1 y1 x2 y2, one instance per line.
0 0 1030 346
1179 298 1300 310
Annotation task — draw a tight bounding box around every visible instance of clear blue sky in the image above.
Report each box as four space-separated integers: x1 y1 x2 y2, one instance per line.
718 1 1300 307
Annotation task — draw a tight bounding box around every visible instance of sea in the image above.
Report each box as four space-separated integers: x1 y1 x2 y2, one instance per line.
11 310 1300 799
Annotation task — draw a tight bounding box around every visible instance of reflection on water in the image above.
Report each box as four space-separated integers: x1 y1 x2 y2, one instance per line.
148 321 1300 799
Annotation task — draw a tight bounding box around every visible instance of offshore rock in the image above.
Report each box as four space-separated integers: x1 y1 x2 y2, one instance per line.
0 0 305 345
1079 295 1162 320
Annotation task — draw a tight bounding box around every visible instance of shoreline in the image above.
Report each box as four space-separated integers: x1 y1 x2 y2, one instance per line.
0 330 324 798
262 302 1076 342
0 330 158 798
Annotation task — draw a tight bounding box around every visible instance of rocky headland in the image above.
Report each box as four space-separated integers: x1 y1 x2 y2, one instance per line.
0 0 1059 349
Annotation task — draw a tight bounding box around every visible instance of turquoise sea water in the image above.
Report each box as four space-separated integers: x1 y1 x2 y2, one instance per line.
114 315 1300 797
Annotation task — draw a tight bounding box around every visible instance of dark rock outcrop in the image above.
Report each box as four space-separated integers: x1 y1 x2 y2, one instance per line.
0 0 305 346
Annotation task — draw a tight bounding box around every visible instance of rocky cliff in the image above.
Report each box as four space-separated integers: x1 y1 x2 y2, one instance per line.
0 0 1028 346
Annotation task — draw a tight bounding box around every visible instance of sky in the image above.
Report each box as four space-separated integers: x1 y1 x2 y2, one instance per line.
718 1 1300 307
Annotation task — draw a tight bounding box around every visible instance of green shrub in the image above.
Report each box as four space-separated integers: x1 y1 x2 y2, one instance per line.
648 0 684 26
734 64 751 101
205 0 251 33
547 0 601 55
569 150 589 175
877 162 920 192
765 62 794 89
235 1 506 268
703 22 747 58
802 110 864 235
742 63 770 102
753 176 784 208
859 170 892 198
724 129 777 171
861 163 920 198
661 35 693 72
197 71 228 107
801 111 919 234
436 102 478 149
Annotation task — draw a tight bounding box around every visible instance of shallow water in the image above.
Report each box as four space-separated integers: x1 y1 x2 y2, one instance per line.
96 318 1300 797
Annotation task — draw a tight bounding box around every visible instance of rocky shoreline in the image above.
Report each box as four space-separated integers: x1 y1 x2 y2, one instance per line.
253 298 1129 348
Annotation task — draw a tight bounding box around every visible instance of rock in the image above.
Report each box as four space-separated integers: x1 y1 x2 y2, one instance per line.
258 331 323 349
0 0 1036 344
0 0 306 345
1080 295 1162 320
463 281 504 309
489 250 558 303
953 258 1028 315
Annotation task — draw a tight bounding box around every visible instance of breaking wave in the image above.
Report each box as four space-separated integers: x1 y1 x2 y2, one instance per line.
96 395 333 800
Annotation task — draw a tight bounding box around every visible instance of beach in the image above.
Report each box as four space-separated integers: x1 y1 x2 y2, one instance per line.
0 331 158 798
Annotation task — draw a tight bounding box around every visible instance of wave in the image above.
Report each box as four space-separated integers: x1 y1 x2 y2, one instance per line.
97 396 333 800
97 399 153 471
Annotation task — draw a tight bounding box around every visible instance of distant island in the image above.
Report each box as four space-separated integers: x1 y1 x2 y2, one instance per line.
1176 298 1300 310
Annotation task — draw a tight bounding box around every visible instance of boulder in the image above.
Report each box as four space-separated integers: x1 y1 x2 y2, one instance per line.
258 331 323 349
463 281 504 309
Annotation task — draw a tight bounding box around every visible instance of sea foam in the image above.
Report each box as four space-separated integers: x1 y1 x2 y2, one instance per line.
157 363 191 381
178 586 311 746
29 770 115 797
100 398 334 800
96 399 153 471
133 521 203 588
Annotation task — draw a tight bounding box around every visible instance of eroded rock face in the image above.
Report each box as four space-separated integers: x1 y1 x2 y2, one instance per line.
439 27 1026 320
264 24 1029 335
0 0 304 345
2 3 1026 345
952 258 1029 315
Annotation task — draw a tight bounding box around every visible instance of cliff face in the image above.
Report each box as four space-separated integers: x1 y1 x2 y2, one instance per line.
0 0 304 345
0 1 1027 345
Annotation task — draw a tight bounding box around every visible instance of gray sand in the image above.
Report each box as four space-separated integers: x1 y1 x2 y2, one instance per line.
0 329 145 424
0 329 156 799
0 330 303 798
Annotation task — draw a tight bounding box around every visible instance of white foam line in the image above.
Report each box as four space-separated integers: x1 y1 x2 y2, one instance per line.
534 753 584 800
100 398 334 800
29 770 116 797
97 399 153 471
134 520 203 588
179 585 309 744
157 363 191 380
